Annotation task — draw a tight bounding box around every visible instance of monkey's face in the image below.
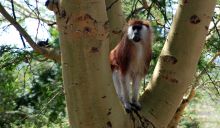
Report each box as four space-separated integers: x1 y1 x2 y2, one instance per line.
127 24 148 43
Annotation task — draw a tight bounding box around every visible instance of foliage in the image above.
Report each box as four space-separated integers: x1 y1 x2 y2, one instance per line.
0 46 66 127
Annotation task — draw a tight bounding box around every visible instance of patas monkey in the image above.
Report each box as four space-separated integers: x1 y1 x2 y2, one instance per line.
109 19 153 112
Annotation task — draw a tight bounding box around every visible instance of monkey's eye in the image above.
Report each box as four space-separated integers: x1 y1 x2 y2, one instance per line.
132 25 142 30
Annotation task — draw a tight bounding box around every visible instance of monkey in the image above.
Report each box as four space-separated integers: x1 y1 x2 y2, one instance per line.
37 39 49 47
109 19 153 112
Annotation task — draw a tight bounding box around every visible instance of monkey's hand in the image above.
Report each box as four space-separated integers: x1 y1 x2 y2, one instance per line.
123 102 132 113
45 0 59 13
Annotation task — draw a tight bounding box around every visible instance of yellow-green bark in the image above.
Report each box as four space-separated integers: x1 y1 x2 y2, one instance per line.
140 0 216 127
106 0 125 50
56 0 130 127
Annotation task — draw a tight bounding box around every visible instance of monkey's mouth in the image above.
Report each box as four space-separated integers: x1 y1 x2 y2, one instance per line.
133 36 141 42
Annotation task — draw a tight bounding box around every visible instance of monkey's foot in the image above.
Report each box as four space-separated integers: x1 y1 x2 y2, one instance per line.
124 102 132 113
131 102 141 111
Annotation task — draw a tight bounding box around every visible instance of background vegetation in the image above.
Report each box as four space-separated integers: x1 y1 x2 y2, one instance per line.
0 0 219 127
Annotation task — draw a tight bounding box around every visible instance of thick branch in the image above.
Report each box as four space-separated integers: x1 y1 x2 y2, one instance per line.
140 0 216 127
0 3 61 62
105 0 125 50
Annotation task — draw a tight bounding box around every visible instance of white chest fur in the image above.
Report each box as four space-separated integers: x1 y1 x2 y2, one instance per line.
136 43 143 62
129 43 145 76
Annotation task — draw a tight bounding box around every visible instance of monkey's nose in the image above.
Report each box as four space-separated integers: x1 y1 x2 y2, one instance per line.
133 36 141 42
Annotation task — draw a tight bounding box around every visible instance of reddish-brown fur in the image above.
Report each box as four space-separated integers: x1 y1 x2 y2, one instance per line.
109 19 152 77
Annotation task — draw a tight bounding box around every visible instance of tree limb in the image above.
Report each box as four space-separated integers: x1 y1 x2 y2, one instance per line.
0 3 61 62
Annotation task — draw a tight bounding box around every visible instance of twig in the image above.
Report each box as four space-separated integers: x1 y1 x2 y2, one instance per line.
10 0 26 48
212 17 220 38
127 7 144 20
204 67 220 95
196 52 220 81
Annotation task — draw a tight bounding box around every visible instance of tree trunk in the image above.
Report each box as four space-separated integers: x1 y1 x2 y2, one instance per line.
56 0 131 127
140 0 216 127
106 0 125 50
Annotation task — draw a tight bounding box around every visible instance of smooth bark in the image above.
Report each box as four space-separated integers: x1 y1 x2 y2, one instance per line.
140 0 216 127
106 0 125 50
56 0 131 127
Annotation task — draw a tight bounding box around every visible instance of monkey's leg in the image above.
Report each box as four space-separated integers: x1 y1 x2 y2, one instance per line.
120 74 132 113
131 75 141 111
112 70 123 102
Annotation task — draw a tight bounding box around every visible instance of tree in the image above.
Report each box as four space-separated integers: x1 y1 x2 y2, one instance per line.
0 0 218 127
47 0 216 127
